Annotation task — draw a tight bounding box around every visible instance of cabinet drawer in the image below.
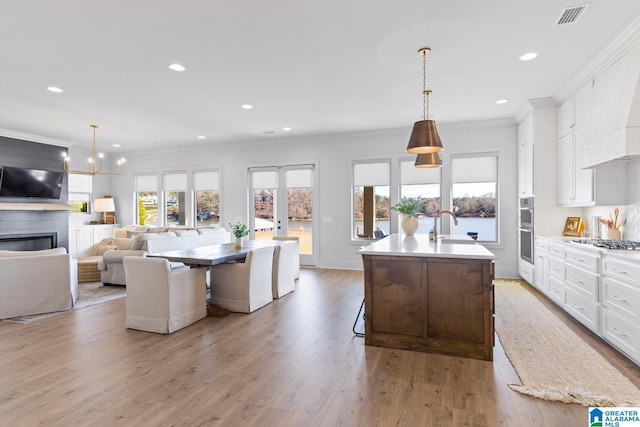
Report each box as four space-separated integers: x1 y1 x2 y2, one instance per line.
602 309 640 364
564 287 598 333
548 243 564 258
565 265 598 300
564 247 599 273
535 238 548 252
603 256 640 287
547 276 564 305
602 276 640 321
548 257 565 279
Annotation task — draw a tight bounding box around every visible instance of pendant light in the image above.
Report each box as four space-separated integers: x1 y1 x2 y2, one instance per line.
406 47 444 155
414 152 442 168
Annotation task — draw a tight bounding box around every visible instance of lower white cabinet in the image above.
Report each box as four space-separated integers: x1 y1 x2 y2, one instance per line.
69 224 115 258
534 237 640 365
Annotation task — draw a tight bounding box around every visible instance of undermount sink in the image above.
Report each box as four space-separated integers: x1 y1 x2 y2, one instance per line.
439 234 477 244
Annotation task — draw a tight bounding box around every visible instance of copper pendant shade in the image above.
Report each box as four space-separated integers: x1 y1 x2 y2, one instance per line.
406 47 444 158
414 152 442 168
407 119 443 154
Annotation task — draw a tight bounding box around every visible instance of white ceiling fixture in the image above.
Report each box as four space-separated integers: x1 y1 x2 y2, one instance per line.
46 86 63 93
496 99 509 104
241 104 253 110
555 4 590 26
168 63 186 71
198 135 206 139
283 127 291 131
112 144 120 147
519 52 538 61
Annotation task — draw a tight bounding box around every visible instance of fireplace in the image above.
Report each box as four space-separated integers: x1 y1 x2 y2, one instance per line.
0 233 57 251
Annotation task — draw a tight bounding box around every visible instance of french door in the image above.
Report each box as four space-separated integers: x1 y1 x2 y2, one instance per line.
249 164 316 266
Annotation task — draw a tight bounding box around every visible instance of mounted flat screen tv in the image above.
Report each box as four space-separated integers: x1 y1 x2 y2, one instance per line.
0 166 64 199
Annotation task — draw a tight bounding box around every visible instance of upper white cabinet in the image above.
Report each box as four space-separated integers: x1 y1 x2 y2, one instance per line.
517 113 534 197
557 82 626 207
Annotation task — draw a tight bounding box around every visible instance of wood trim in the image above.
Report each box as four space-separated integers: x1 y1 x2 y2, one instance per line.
0 203 72 211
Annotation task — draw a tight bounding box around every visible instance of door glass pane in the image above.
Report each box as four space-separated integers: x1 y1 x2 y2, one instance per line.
253 171 277 240
286 168 312 255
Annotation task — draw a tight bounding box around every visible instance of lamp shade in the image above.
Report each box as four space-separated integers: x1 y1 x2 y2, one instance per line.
94 198 115 213
414 152 442 168
406 120 444 154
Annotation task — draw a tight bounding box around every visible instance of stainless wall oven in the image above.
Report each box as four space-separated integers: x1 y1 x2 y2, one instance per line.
519 197 534 264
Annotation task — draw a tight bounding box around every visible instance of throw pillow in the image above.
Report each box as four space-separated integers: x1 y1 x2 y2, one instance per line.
113 238 134 250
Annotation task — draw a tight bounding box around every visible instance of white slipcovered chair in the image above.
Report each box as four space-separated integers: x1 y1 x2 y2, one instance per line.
210 246 274 313
272 236 300 279
123 256 207 334
0 247 78 319
272 241 297 298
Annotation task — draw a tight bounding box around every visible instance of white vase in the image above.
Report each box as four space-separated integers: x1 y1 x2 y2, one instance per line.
401 216 419 237
235 237 244 248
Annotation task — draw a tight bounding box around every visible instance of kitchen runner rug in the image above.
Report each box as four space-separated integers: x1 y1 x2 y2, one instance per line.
494 279 640 407
2 282 125 324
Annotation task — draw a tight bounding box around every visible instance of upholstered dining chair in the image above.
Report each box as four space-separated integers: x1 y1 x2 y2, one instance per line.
272 241 297 298
272 236 300 279
123 256 207 333
209 246 274 313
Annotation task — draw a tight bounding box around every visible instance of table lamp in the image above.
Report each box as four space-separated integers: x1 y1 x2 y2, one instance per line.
94 198 115 224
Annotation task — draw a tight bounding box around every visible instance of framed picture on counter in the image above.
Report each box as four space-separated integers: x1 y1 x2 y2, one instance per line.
563 216 583 237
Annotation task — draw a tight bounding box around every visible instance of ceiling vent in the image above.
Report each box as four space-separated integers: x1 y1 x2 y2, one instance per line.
555 4 589 26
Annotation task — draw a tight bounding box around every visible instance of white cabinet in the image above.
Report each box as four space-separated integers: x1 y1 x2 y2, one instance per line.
69 224 115 258
563 246 600 333
534 237 548 293
517 113 534 197
601 255 640 364
546 241 566 306
558 82 591 138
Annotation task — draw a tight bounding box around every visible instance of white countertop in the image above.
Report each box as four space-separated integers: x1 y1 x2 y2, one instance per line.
358 234 496 260
538 235 640 262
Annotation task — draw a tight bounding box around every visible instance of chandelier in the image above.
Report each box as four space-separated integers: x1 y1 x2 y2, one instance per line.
406 47 444 163
63 125 126 176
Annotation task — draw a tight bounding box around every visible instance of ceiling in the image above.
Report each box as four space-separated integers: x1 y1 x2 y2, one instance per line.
1 0 640 154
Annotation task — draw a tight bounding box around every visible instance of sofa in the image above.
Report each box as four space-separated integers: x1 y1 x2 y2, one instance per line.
0 247 78 319
98 226 231 285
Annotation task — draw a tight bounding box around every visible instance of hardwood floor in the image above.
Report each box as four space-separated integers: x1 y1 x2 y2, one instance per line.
1 268 638 426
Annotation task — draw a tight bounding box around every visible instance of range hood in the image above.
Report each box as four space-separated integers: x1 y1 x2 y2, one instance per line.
579 42 640 169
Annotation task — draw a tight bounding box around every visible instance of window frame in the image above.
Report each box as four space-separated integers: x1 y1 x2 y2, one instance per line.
350 158 392 242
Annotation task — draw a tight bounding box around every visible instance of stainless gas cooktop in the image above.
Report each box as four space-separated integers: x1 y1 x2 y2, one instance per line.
572 239 640 250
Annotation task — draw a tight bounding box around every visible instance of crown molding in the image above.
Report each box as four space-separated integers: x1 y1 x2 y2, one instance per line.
0 128 73 147
554 16 640 103
514 97 558 124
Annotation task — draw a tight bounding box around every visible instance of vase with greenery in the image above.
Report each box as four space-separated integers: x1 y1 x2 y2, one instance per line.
230 222 249 247
392 197 423 236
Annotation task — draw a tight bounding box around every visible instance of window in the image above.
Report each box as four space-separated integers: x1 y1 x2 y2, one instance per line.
451 154 498 242
352 160 390 239
399 159 441 234
163 172 187 226
68 174 92 213
193 170 220 226
135 174 158 226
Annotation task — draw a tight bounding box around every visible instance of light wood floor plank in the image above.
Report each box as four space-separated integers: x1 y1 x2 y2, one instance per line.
1 268 639 426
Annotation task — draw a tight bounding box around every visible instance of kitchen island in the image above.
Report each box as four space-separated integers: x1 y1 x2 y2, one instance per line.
358 234 496 361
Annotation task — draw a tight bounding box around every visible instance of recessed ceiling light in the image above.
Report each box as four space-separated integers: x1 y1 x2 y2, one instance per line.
112 144 120 147
283 127 292 131
168 63 186 71
198 135 206 139
241 104 253 110
496 99 509 104
519 52 537 61
46 86 63 93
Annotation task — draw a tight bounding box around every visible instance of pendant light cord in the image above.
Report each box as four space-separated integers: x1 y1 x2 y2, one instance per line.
422 50 427 120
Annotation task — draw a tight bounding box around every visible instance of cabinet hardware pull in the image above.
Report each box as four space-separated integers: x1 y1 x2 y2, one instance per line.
611 295 628 303
612 327 627 337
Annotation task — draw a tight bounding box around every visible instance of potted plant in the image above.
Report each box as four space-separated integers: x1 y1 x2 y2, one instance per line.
230 222 249 247
392 197 423 236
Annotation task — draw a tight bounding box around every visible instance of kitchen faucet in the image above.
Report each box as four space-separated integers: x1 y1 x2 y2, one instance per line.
432 210 458 241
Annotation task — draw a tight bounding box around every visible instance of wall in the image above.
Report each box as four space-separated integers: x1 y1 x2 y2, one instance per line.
0 136 69 250
107 119 519 278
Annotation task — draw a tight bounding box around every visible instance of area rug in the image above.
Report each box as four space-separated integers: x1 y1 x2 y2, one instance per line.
2 282 126 324
494 279 640 407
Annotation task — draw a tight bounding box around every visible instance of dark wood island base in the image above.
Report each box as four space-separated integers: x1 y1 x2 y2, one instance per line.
361 254 495 361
